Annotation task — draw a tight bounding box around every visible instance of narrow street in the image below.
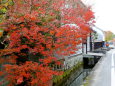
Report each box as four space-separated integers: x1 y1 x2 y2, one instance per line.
88 49 115 86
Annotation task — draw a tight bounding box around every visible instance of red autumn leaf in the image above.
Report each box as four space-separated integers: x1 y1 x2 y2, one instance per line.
17 77 23 84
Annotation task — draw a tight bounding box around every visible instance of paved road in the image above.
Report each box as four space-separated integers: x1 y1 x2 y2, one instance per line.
88 49 115 86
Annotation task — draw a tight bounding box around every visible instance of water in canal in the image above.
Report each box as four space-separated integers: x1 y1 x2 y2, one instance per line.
70 69 91 86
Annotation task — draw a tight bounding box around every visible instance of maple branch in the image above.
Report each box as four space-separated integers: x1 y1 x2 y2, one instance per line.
30 0 33 14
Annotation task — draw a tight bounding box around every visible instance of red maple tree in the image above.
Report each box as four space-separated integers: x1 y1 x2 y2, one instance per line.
0 0 94 86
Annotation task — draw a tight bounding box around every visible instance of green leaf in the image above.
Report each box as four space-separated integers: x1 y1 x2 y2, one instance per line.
0 8 7 14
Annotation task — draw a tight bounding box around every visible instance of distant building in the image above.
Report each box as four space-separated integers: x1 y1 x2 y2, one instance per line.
92 26 105 49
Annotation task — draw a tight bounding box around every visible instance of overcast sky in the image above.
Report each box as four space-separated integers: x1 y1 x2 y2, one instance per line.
82 0 115 34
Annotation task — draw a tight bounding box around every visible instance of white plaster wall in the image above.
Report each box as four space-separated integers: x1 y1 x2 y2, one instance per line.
83 44 86 54
87 36 90 52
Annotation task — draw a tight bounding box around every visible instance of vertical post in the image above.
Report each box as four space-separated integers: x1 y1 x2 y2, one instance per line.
90 33 92 51
82 41 84 53
86 38 87 54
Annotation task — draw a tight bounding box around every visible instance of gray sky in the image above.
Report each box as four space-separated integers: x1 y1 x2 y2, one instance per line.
82 0 115 34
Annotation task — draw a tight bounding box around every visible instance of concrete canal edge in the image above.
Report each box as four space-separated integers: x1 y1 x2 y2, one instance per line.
81 54 106 86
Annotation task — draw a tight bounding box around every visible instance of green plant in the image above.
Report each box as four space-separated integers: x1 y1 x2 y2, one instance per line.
53 61 83 86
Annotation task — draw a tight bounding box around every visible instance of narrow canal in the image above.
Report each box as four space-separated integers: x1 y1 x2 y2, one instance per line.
69 56 101 86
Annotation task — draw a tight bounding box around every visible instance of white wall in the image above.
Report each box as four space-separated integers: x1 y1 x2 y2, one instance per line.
87 36 90 52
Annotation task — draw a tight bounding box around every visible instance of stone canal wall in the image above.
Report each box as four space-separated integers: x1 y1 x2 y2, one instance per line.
53 61 83 86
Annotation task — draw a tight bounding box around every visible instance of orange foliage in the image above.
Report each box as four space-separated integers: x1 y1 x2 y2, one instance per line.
0 0 94 86
0 32 3 37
